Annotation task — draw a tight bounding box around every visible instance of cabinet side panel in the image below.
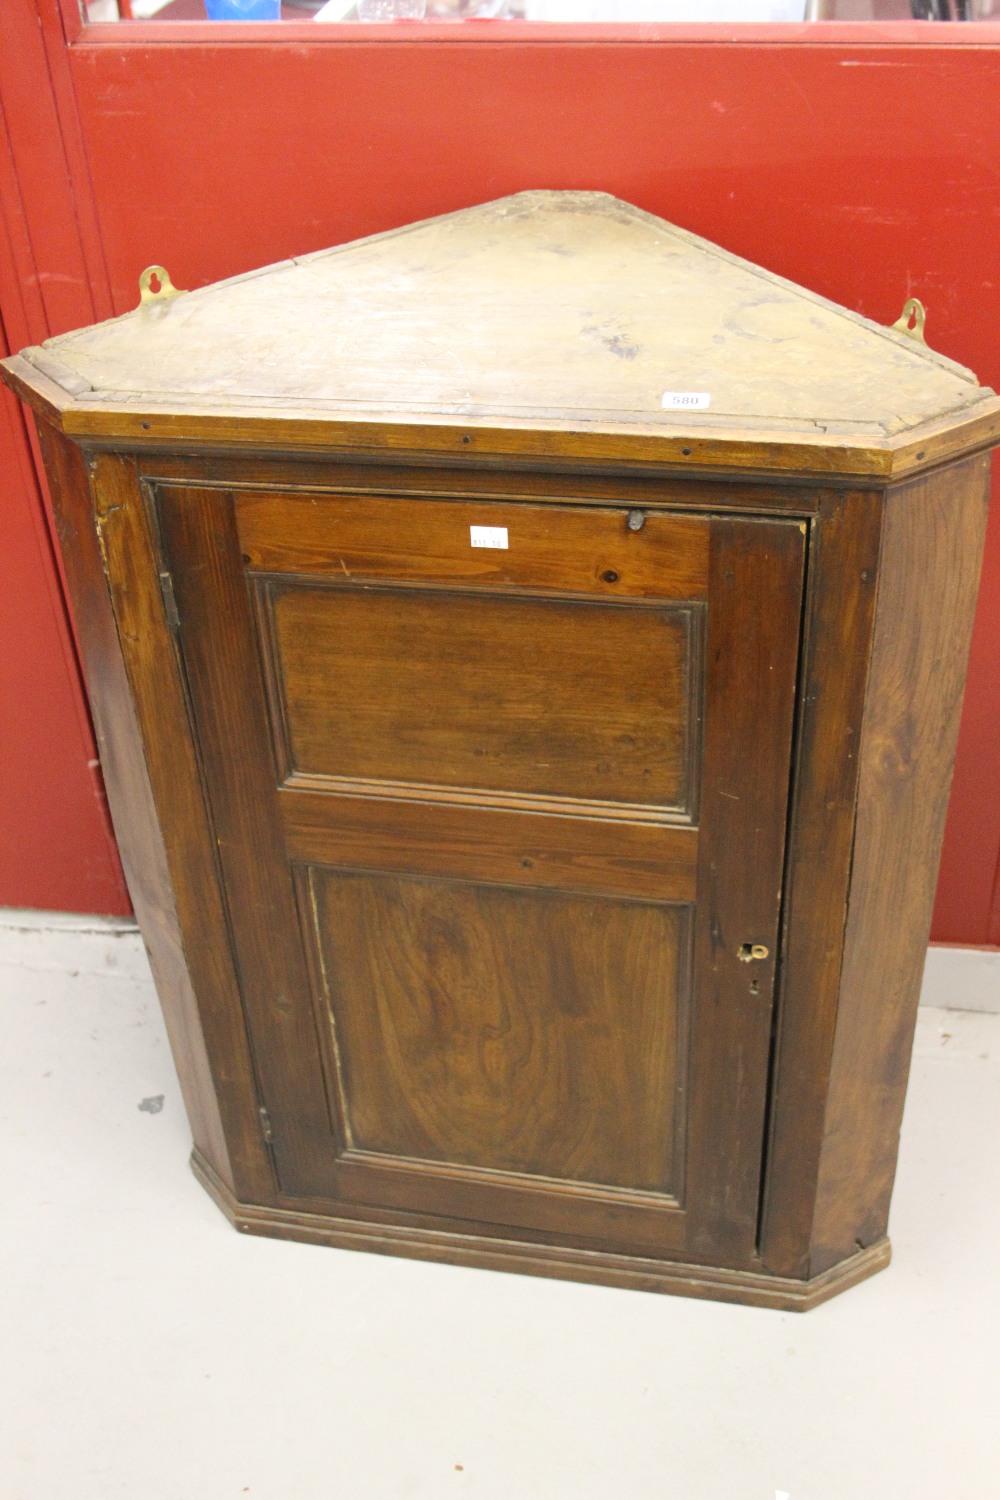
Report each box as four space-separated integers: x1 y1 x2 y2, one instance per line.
33 428 265 1199
758 491 883 1279
811 454 991 1274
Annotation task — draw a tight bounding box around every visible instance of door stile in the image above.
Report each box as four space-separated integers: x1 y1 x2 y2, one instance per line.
685 516 807 1264
155 482 341 1197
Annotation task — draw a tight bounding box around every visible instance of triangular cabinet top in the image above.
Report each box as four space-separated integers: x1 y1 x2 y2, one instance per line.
5 191 999 481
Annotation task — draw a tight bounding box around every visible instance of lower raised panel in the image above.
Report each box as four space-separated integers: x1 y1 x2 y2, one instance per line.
303 867 691 1200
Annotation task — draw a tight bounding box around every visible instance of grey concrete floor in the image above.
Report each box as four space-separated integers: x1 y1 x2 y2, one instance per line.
1 912 998 1500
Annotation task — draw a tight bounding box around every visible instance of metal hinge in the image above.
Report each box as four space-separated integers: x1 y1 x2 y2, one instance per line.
258 1106 274 1145
158 569 180 633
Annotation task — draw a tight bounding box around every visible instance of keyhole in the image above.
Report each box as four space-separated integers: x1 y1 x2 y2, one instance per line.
148 270 161 295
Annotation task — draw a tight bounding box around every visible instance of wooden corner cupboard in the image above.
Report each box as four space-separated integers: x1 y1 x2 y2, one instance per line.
5 193 996 1310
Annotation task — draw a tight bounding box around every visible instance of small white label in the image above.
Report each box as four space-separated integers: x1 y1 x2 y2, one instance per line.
470 525 508 550
661 391 711 410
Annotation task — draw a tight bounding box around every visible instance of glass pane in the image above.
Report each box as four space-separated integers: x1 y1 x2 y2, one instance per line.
83 0 1000 25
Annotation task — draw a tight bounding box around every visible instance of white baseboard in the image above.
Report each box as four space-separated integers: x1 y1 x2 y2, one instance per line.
2 908 998 1014
919 944 1000 1014
0 907 138 934
0 907 146 984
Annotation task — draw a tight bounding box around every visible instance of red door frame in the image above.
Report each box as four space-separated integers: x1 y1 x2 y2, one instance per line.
3 0 1000 940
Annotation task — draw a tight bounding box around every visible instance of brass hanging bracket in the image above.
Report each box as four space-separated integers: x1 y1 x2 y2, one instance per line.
138 265 184 307
890 297 927 345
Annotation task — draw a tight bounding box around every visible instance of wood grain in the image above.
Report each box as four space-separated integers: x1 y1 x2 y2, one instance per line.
237 490 709 600
154 483 340 1199
685 515 807 1264
269 581 698 813
193 1147 892 1313
29 425 971 1302
280 789 698 904
757 490 884 1278
809 455 992 1273
142 451 825 515
310 869 686 1194
10 380 1000 486
151 484 805 1265
8 193 992 444
7 189 1000 483
5 183 996 1307
34 432 269 1201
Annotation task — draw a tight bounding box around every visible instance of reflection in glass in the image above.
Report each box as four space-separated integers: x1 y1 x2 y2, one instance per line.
83 0 1000 24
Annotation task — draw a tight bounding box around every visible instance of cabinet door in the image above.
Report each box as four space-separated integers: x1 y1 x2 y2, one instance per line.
156 483 804 1265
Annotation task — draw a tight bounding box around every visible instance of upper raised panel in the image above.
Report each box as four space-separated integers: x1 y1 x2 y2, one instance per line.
236 492 709 602
262 580 701 818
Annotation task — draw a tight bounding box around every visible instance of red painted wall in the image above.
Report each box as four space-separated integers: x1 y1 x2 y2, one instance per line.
0 338 128 914
2 8 999 938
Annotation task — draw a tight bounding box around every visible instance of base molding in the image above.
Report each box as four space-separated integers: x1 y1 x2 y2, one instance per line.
191 1149 891 1311
920 944 1000 1014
